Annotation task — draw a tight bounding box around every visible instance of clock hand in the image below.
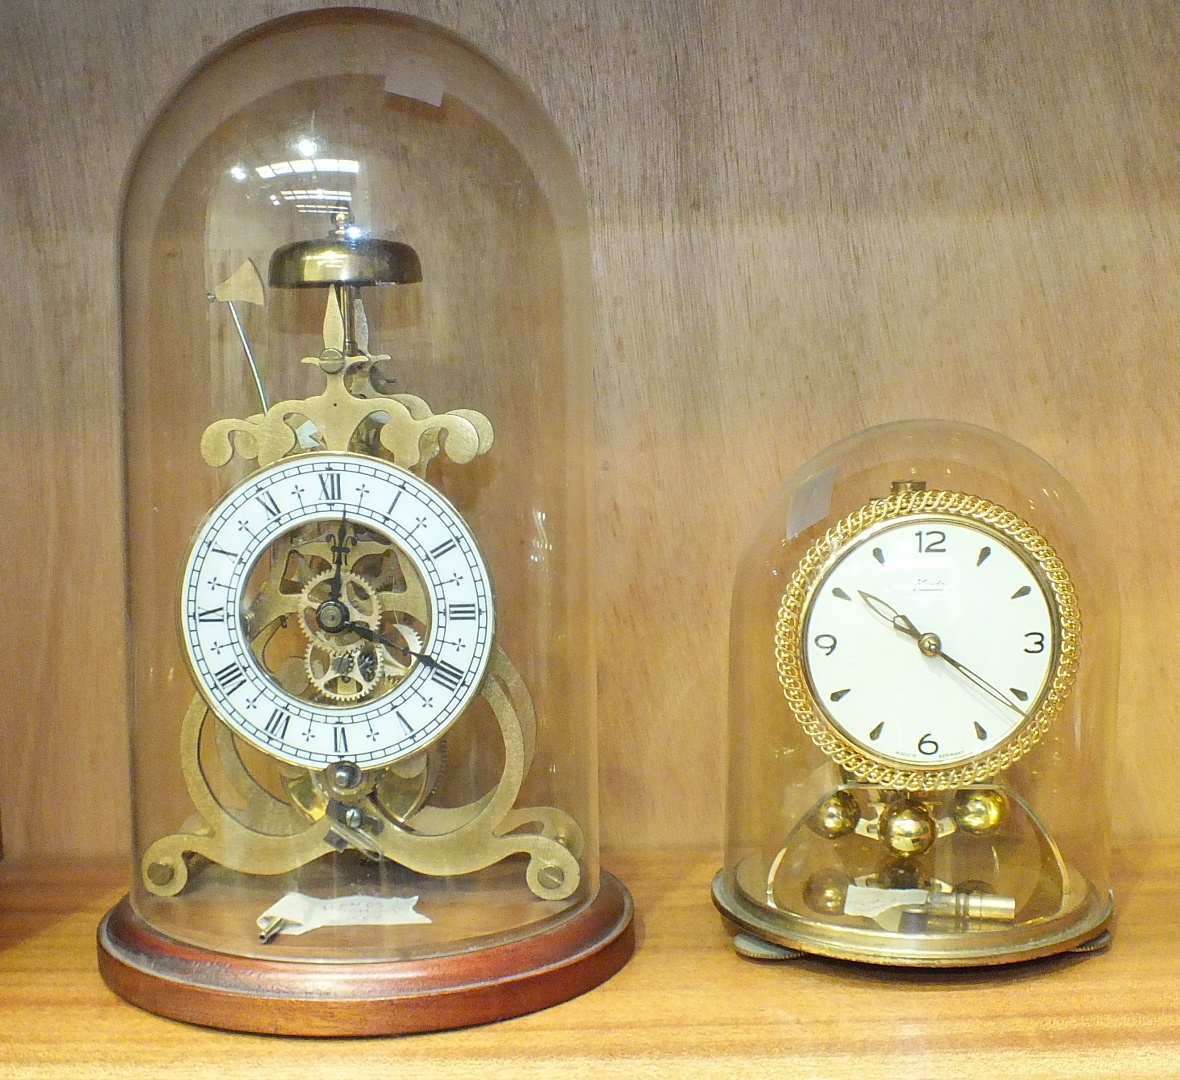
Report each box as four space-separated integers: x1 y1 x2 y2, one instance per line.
858 591 1024 715
327 509 350 602
857 591 922 640
933 650 1026 716
343 621 438 669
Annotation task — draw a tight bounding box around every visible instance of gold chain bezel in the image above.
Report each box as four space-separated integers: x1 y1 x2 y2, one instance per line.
774 489 1080 790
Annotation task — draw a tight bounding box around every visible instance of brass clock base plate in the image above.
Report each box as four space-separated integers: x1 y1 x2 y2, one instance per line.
97 872 633 1036
712 870 1113 968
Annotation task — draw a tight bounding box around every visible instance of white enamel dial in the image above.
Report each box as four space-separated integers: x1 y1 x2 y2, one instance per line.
180 452 494 769
799 514 1061 770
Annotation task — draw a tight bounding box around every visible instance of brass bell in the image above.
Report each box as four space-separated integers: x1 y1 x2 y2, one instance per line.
268 211 422 288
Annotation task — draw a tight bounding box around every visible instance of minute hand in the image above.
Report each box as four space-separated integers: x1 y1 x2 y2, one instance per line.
327 509 349 602
344 621 437 669
857 591 1025 716
934 650 1026 716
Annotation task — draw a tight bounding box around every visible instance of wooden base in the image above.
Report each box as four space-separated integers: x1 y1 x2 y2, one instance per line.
97 872 633 1035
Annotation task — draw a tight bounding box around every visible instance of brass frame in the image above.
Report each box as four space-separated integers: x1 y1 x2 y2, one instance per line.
774 488 1080 790
147 338 581 902
142 646 583 902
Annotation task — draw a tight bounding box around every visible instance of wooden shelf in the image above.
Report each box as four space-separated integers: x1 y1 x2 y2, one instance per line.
1 845 1176 1078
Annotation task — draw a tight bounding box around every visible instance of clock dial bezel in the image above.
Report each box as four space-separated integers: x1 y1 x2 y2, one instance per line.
800 514 1059 766
775 489 1080 789
179 451 495 770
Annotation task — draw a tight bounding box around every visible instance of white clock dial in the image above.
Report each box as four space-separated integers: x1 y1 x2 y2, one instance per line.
801 516 1057 768
180 452 494 769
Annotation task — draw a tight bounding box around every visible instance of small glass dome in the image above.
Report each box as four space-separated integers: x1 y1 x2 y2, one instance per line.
99 8 631 1034
713 420 1116 965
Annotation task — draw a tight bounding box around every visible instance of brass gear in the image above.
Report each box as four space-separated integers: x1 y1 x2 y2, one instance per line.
299 566 385 703
298 567 382 652
305 640 382 703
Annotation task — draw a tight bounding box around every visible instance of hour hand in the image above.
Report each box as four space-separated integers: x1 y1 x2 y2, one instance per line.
858 591 921 639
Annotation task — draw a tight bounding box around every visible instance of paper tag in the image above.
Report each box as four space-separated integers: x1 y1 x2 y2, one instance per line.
257 891 431 938
843 884 929 919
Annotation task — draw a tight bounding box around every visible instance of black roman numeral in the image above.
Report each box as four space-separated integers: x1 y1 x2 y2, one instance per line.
197 606 224 623
334 726 349 754
430 659 465 691
318 472 341 501
428 538 457 560
256 491 281 517
264 708 290 740
212 662 247 694
448 604 477 621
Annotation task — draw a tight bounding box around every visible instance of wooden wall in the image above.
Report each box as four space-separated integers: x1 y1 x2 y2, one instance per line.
0 0 1175 858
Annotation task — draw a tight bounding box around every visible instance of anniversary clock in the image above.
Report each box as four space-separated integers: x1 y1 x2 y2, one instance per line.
98 9 632 1034
713 420 1116 965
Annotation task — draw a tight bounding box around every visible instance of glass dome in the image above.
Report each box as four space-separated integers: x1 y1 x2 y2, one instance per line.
713 420 1116 965
99 8 631 1034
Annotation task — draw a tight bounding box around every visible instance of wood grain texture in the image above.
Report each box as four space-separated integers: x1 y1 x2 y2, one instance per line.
0 0 1175 857
97 873 633 1035
0 846 1176 1077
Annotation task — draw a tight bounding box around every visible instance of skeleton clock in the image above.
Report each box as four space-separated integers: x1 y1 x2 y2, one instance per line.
98 9 632 1034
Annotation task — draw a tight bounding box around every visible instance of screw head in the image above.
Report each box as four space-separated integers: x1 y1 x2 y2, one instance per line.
330 760 363 792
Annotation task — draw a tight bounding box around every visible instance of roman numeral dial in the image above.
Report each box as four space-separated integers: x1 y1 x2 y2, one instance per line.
180 452 494 769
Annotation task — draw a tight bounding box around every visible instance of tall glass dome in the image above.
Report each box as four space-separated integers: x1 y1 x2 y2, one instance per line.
99 8 631 1034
